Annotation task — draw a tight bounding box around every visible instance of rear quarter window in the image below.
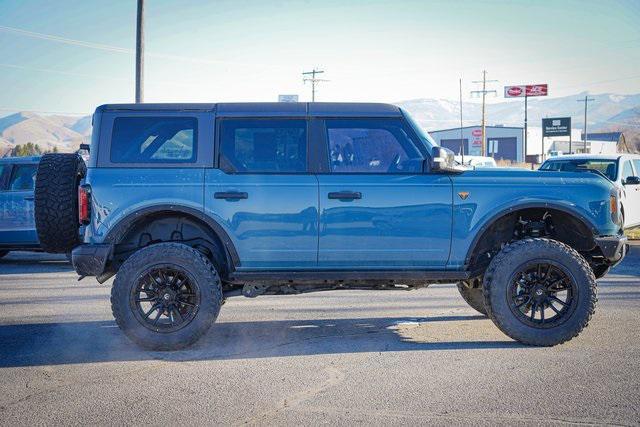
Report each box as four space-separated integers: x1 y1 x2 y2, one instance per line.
110 117 197 163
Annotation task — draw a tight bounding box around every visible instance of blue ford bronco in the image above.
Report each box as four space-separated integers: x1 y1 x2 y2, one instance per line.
33 102 627 350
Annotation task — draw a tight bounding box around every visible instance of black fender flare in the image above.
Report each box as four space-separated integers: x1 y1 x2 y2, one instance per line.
463 202 599 268
103 204 240 270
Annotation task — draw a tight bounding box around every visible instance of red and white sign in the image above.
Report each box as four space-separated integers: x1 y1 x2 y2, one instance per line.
472 129 482 137
504 84 548 98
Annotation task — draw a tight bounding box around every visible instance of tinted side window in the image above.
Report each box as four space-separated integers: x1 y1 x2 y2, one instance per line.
540 162 562 171
9 164 37 191
219 119 307 173
111 117 197 163
633 160 640 177
325 119 423 173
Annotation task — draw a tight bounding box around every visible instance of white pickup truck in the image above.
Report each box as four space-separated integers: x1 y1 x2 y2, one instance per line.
540 154 640 228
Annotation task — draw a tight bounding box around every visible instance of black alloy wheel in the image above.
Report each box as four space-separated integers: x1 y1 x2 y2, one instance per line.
507 262 577 329
131 266 200 333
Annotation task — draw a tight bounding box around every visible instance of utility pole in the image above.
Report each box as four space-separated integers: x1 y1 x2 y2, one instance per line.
135 0 144 103
302 69 328 102
459 78 464 163
577 95 595 153
471 70 497 156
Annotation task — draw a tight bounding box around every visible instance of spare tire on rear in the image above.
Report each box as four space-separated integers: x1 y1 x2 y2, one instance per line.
35 153 86 253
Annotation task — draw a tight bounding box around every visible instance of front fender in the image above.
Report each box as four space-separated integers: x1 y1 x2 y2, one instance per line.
457 200 598 269
447 171 617 269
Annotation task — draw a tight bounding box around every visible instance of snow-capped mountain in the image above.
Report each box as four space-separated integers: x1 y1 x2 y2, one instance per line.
398 92 640 132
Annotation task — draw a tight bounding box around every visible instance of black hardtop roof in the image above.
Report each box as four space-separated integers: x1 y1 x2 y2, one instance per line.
96 102 402 117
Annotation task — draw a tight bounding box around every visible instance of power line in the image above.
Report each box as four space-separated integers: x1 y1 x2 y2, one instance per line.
555 74 640 91
470 70 497 156
0 62 130 82
0 62 202 89
302 69 329 102
0 24 246 68
0 25 131 53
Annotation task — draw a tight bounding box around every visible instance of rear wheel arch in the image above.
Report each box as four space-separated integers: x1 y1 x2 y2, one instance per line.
105 205 239 276
465 204 597 272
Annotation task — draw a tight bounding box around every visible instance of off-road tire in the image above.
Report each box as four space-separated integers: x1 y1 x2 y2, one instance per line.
111 243 223 351
0 250 8 259
34 153 86 253
483 238 597 346
456 282 487 316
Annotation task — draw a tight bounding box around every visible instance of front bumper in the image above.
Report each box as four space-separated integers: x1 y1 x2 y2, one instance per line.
595 234 628 267
72 244 113 277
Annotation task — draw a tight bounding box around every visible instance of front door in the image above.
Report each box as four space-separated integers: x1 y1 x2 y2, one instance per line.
316 118 453 269
0 163 39 245
622 159 640 227
205 118 318 270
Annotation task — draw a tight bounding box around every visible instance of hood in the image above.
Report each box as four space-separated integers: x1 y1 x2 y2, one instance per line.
458 168 613 185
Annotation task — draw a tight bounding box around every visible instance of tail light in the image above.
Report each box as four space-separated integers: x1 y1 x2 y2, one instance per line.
78 185 91 225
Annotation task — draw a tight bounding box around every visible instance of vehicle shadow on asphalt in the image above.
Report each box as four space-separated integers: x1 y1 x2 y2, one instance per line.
0 254 73 275
0 315 522 368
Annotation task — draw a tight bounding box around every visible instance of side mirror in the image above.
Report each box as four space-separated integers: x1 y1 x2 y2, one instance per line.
624 176 640 185
431 146 462 173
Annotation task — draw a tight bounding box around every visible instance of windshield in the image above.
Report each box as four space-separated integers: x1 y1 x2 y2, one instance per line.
401 109 436 151
540 159 618 181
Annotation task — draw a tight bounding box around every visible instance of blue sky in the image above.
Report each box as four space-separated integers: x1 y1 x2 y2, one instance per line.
0 0 638 115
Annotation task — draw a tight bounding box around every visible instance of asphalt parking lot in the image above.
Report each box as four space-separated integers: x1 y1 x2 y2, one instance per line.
1 246 639 426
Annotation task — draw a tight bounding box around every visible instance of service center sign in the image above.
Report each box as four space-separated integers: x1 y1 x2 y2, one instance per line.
542 117 571 137
504 84 548 98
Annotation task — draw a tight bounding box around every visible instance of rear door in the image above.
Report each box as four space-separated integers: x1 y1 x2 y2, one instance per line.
0 162 39 245
204 117 318 270
315 117 452 269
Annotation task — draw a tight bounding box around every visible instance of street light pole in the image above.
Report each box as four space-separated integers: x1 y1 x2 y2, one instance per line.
135 0 145 103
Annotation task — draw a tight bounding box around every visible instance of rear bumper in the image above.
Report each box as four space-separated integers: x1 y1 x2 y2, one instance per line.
595 234 628 267
72 244 112 277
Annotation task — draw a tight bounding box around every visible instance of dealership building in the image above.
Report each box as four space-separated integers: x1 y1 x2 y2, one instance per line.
429 125 524 162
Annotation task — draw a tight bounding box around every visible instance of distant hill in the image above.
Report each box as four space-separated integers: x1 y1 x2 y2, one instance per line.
1 91 638 157
397 92 640 132
593 106 640 153
0 112 90 157
607 106 640 125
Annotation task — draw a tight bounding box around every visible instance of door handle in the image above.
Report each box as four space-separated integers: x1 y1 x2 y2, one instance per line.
328 191 362 200
24 196 34 201
214 191 248 200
